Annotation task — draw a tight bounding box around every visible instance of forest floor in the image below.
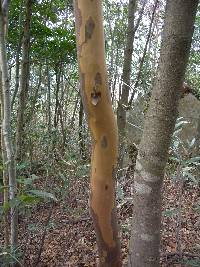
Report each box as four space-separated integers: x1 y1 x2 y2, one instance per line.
1 171 200 267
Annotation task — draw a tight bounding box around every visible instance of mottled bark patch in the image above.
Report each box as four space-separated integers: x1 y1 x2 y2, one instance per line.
134 181 152 195
95 72 102 85
141 233 154 242
101 136 108 148
85 16 95 41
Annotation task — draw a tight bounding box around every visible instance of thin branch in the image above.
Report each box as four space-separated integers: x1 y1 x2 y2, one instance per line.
133 0 147 36
129 0 159 107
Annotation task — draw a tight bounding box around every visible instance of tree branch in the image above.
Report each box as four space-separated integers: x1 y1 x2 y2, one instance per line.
129 0 159 107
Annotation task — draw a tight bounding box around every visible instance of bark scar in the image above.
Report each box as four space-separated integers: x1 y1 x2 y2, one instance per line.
91 72 102 106
91 89 101 106
101 136 108 148
85 16 95 41
95 72 102 85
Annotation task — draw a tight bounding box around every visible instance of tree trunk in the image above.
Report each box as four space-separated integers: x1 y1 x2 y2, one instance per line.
54 64 62 128
128 1 198 266
0 70 9 250
0 1 18 252
26 65 42 123
11 0 23 110
15 0 33 163
117 0 136 172
74 1 121 266
194 114 200 156
78 100 86 160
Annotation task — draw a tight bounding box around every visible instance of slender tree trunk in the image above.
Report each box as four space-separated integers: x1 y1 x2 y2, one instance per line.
12 41 22 110
117 0 136 172
78 100 86 160
70 94 79 128
26 65 42 123
74 1 121 266
0 71 9 250
16 0 32 162
133 0 147 35
128 1 198 266
46 64 51 134
54 64 61 128
0 1 18 252
128 0 159 107
194 114 200 156
11 0 23 110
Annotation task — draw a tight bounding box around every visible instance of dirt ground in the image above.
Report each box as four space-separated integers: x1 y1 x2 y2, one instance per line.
1 174 199 266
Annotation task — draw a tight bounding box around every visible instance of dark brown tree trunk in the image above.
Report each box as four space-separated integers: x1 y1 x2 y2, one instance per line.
128 1 198 266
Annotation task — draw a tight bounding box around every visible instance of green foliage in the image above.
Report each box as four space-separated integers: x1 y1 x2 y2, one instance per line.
0 171 57 218
195 200 200 214
186 8 200 96
28 189 57 201
169 118 200 185
181 259 200 267
0 0 199 264
163 208 178 218
8 0 76 65
28 222 42 233
0 249 22 267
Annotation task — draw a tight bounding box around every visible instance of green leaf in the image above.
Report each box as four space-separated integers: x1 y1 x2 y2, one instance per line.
163 208 178 217
186 156 200 164
182 259 200 267
28 189 57 202
121 224 130 233
195 202 200 213
17 174 39 185
168 156 181 163
0 186 9 193
16 162 29 170
18 194 40 205
2 201 10 211
9 198 21 208
0 165 4 170
183 171 198 184
28 223 41 233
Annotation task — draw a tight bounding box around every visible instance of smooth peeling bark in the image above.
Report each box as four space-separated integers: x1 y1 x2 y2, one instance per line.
74 1 121 266
128 0 198 266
